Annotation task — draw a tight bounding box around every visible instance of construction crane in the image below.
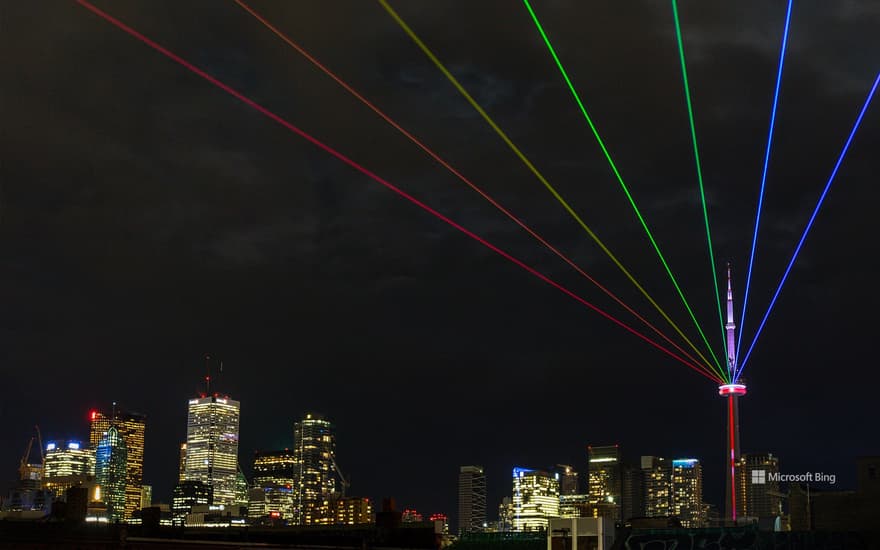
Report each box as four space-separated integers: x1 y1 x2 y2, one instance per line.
18 437 34 481
330 455 350 498
18 426 44 483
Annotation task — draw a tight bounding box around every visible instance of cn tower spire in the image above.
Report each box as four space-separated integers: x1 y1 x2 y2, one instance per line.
725 262 736 377
719 261 746 522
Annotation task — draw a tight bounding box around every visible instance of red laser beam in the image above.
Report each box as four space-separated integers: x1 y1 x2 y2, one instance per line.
233 0 717 377
74 0 723 384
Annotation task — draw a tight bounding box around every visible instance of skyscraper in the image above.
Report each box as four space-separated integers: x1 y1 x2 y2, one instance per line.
740 453 782 526
253 449 296 520
89 409 146 520
184 395 241 506
458 465 487 534
642 456 671 518
621 463 644 521
42 441 95 495
670 459 706 528
172 480 212 526
292 413 336 525
95 426 128 522
555 464 579 496
588 445 621 519
640 456 707 527
512 468 559 531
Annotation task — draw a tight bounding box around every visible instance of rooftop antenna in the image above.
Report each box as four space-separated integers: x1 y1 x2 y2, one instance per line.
204 354 212 396
112 401 117 422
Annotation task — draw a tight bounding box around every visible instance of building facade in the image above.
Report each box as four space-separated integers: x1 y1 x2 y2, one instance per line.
458 465 487 534
739 452 783 527
639 456 707 528
95 426 128 522
512 468 559 531
292 413 336 524
670 459 706 528
172 480 213 526
641 456 671 518
90 409 146 520
329 496 373 525
183 395 241 506
588 445 621 520
252 449 296 520
42 441 95 495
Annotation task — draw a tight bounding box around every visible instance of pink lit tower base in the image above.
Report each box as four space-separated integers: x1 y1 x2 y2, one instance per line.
718 263 746 522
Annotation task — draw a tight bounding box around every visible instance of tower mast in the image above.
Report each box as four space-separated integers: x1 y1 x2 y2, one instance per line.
719 263 746 522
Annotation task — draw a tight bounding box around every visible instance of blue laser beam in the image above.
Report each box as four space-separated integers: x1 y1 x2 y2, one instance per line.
737 0 794 362
736 72 880 380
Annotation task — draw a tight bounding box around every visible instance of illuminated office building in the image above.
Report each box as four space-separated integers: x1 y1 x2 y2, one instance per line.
42 441 95 495
95 426 128 522
588 445 621 520
140 485 152 509
90 409 146 520
511 468 559 531
458 465 486 534
670 459 706 528
329 496 373 525
558 494 590 518
293 413 336 525
253 449 296 520
172 480 213 526
183 395 241 506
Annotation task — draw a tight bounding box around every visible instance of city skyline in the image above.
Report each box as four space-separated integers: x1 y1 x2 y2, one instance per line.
7 382 818 529
2 0 878 531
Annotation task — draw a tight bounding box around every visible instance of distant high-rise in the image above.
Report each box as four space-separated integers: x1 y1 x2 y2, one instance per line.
172 480 212 526
140 485 152 510
253 449 296 520
42 441 94 495
641 456 671 518
640 456 707 527
89 409 146 520
235 470 249 510
512 468 559 531
670 459 706 528
588 445 621 520
329 496 373 525
555 464 579 496
183 395 241 506
95 426 128 522
621 463 643 521
293 413 336 525
740 453 782 526
458 465 487 534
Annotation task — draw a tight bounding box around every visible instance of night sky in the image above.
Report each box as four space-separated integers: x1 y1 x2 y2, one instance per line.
2 0 878 524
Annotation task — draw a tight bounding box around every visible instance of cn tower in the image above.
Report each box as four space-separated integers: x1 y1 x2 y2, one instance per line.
718 263 746 521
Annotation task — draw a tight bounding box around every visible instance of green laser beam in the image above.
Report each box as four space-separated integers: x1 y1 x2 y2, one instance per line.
522 0 727 380
378 0 727 381
671 0 727 376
